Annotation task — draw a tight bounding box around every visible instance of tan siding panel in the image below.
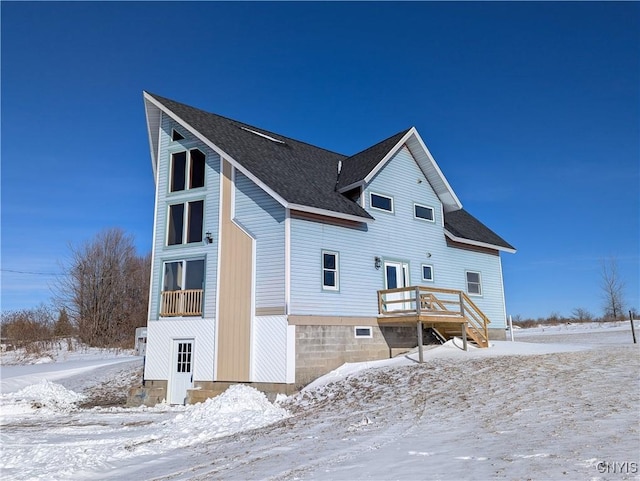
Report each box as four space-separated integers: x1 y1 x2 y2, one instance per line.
217 160 253 381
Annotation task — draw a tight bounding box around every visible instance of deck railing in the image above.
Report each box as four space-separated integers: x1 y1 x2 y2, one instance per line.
378 286 490 347
160 289 203 317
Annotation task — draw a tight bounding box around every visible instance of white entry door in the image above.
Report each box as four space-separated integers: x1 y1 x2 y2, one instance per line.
169 339 194 405
384 261 410 311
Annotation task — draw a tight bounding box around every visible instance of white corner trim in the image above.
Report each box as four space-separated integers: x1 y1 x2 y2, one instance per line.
444 229 516 254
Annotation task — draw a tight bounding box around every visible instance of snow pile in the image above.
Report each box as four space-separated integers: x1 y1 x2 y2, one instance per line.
1 379 86 415
166 384 290 443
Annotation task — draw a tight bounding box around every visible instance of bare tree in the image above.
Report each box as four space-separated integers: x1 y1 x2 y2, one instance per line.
600 257 626 321
570 307 594 323
55 228 150 347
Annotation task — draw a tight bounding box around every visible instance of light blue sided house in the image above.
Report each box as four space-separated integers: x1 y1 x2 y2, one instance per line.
134 92 516 405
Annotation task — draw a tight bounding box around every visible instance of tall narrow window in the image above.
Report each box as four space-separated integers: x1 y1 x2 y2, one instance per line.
170 152 187 192
168 204 185 245
167 200 204 245
187 200 204 243
322 250 339 291
466 271 482 295
190 149 205 189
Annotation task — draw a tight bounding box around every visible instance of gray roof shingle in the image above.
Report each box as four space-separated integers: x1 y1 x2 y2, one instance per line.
148 93 372 220
444 209 515 251
147 93 513 251
336 128 412 190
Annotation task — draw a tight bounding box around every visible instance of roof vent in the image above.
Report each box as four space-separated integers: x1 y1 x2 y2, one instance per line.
240 126 285 144
337 160 342 175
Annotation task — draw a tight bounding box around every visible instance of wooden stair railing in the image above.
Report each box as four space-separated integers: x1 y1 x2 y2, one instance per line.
377 286 491 348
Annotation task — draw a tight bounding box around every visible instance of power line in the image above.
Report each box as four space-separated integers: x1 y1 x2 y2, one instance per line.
0 269 64 277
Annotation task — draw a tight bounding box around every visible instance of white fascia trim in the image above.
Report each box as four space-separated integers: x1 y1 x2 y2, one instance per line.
288 203 374 224
144 98 162 181
444 229 517 254
407 128 462 211
337 180 365 193
144 92 289 208
362 128 416 186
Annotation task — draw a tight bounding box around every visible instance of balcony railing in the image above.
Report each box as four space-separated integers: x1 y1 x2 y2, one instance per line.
160 289 203 317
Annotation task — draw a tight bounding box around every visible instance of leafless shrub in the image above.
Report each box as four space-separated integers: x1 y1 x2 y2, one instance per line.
0 304 55 349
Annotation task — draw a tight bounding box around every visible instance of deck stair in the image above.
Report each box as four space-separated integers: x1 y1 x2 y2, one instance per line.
377 286 491 357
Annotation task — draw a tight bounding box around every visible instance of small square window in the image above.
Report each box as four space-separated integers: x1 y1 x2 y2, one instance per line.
370 192 394 212
322 251 339 291
466 271 482 295
354 326 372 338
414 204 435 222
421 264 434 282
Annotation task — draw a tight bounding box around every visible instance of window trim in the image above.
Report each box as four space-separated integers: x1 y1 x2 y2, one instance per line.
166 199 205 246
465 270 482 296
171 129 185 141
169 148 206 193
421 264 434 282
369 192 394 213
354 326 373 338
414 203 435 223
321 250 340 291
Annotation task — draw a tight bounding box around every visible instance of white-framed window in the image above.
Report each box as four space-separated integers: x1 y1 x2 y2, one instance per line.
354 326 373 338
414 203 435 222
466 271 482 296
167 200 204 245
322 250 339 291
171 129 185 141
369 192 394 213
421 264 434 282
170 148 205 192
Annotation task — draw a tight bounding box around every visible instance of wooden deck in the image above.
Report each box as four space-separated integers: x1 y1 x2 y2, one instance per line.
377 286 491 359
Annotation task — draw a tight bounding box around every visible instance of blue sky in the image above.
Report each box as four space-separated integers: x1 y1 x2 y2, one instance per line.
2 2 638 319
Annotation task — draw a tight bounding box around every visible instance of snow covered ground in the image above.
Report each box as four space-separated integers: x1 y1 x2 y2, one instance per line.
1 322 638 480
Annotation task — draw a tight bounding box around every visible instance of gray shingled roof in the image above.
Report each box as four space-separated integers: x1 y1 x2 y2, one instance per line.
147 93 513 251
336 128 412 190
148 93 372 220
444 209 515 251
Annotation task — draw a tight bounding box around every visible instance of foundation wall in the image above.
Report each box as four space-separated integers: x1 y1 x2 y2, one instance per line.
294 324 420 387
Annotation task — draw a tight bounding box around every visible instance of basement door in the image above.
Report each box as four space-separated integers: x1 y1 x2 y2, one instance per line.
384 261 410 311
169 339 194 405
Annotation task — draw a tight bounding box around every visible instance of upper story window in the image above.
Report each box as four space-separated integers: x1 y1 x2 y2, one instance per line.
370 192 394 213
466 271 482 296
168 200 204 245
322 250 339 291
414 203 435 222
170 149 205 192
171 129 185 141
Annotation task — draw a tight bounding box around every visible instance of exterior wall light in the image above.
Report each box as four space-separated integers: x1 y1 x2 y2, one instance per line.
205 232 213 244
374 256 382 270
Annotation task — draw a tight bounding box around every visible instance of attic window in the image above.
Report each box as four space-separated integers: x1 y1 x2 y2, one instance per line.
370 192 394 213
172 129 185 141
240 126 285 144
